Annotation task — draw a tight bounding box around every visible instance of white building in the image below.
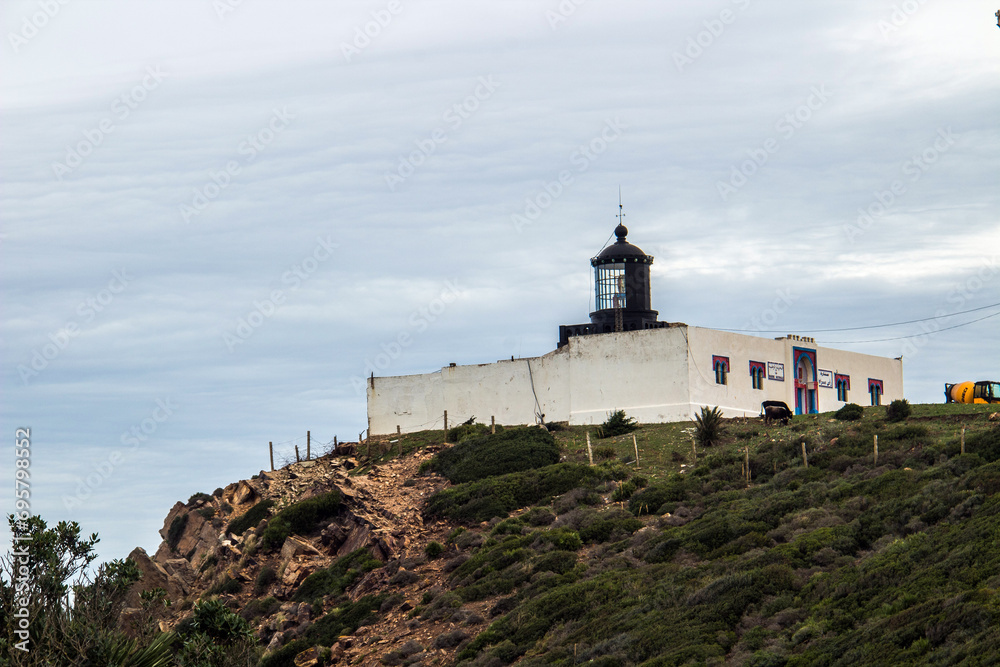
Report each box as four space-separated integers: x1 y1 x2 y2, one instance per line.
367 224 903 435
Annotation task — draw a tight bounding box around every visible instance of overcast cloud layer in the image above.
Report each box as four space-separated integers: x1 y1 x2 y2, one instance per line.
2 0 998 564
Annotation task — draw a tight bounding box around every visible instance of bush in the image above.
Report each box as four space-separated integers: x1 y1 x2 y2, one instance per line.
205 575 242 596
595 410 638 439
425 541 445 559
447 419 492 443
255 565 277 595
167 513 188 550
694 406 724 447
292 548 381 602
188 492 212 505
592 445 617 460
425 463 607 523
260 491 341 551
226 499 275 536
886 398 912 422
429 427 560 483
629 476 692 515
835 403 864 421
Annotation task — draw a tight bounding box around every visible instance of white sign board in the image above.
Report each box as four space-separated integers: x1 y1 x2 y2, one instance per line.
818 369 834 388
767 362 784 382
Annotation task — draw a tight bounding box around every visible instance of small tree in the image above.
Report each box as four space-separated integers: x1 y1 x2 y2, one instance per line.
886 398 911 423
835 403 864 421
596 410 638 439
694 406 724 447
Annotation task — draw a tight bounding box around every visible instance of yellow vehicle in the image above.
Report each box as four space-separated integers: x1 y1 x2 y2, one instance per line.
945 381 1000 404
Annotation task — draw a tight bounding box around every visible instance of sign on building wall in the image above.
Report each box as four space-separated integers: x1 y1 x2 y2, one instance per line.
767 362 784 381
818 369 834 388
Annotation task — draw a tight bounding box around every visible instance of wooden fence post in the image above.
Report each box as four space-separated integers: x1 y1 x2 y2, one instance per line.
745 447 750 486
874 434 879 466
586 432 594 466
306 431 310 460
692 439 697 465
295 445 300 463
801 441 808 468
632 434 640 468
333 435 337 454
961 427 965 455
444 410 448 433
269 441 274 471
491 416 496 435
397 425 401 436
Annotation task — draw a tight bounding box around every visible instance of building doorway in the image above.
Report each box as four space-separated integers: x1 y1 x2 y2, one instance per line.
794 349 818 415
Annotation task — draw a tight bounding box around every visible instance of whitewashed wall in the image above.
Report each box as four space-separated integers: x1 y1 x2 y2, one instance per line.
686 327 904 417
367 326 904 434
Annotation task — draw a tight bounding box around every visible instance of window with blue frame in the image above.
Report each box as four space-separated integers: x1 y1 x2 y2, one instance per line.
713 355 730 385
868 378 883 406
835 373 850 402
749 361 765 390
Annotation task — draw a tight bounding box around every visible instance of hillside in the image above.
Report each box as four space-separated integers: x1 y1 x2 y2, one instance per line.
121 402 999 666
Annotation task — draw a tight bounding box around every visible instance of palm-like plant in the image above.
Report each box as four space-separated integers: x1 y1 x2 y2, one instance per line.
694 406 724 447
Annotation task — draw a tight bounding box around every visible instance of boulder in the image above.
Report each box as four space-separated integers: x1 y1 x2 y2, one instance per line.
233 480 258 505
280 536 323 563
293 646 320 667
126 547 189 607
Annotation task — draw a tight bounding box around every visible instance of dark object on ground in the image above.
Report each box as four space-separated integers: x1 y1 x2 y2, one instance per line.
761 401 792 426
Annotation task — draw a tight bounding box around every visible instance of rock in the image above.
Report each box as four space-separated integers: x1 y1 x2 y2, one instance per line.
265 632 285 653
293 646 319 667
830 437 839 446
281 561 314 588
989 412 998 422
233 480 258 505
125 547 189 607
280 536 323 563
337 520 374 558
297 460 317 469
161 558 195 589
320 522 347 547
297 604 311 625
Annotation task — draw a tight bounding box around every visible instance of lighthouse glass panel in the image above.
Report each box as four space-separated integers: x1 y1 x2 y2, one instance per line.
595 263 626 311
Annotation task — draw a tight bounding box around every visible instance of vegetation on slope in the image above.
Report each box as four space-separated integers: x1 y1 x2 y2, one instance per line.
442 406 1000 666
426 426 561 483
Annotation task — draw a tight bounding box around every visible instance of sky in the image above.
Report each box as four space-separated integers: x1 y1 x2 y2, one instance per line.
2 0 998 566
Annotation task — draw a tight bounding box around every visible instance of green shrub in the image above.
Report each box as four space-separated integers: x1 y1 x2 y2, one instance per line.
964 426 1000 463
595 410 638 439
425 541 445 559
628 476 692 515
425 463 607 523
291 548 381 602
611 477 648 502
835 403 864 421
592 445 617 460
198 553 217 572
447 419 501 443
537 528 583 551
226 499 275 536
188 492 212 505
240 595 280 621
886 398 912 422
260 491 341 551
429 427 560 484
694 406 724 447
167 513 188 550
197 507 215 520
205 575 241 597
577 509 643 544
254 565 277 595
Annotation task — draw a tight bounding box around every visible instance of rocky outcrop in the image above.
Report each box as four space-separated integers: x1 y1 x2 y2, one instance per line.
126 547 191 608
125 444 460 663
